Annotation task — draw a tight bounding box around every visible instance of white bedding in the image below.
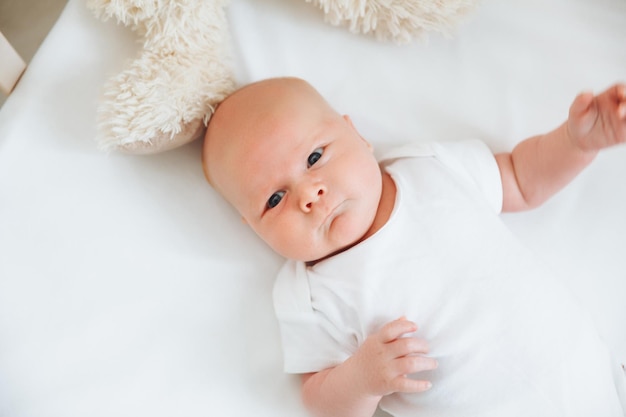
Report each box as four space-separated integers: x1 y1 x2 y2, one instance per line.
0 0 624 416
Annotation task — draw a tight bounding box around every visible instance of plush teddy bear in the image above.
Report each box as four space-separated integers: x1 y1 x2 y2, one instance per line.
88 0 479 154
309 0 481 43
87 0 235 154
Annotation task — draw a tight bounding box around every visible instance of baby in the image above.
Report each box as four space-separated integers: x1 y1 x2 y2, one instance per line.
203 77 626 417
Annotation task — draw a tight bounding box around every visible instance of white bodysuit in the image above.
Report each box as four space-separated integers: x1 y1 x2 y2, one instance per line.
273 140 626 417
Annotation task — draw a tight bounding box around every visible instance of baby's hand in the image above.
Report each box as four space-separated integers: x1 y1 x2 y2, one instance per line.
351 317 437 397
567 83 626 152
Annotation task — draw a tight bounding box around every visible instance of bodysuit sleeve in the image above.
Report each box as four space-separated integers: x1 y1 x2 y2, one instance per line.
430 140 503 214
381 140 502 214
273 261 354 374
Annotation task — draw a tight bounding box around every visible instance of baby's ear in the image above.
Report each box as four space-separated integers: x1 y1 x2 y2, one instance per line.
342 114 355 128
343 114 373 150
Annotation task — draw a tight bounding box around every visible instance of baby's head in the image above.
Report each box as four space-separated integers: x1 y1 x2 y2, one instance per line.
203 77 383 263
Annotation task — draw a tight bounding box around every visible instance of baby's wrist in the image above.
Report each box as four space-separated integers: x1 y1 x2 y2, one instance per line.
563 121 598 157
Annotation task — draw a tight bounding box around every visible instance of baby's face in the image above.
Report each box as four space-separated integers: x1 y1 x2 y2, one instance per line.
205 78 383 262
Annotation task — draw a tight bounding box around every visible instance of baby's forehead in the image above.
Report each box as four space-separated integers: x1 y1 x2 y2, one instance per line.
205 78 333 174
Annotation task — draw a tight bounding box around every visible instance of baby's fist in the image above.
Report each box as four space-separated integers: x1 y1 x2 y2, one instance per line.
354 317 437 397
568 83 626 152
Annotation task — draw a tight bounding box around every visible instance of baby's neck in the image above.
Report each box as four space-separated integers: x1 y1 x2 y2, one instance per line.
361 171 396 242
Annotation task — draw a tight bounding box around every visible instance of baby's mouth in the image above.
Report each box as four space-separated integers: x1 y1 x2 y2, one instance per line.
321 201 344 232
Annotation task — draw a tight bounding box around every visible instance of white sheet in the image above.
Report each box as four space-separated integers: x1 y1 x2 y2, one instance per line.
0 0 624 416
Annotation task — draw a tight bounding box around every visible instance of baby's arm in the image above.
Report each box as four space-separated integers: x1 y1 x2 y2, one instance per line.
301 317 437 417
496 83 626 212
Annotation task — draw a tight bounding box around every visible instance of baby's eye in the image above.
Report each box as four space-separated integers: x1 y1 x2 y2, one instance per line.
267 191 285 209
307 148 324 168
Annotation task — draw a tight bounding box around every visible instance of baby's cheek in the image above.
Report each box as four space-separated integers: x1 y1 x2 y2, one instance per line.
328 211 366 249
265 225 314 261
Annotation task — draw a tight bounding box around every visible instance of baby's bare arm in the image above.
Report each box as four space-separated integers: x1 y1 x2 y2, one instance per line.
496 83 626 212
301 318 437 417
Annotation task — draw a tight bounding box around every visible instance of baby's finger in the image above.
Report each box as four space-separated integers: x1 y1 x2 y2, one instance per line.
378 317 418 344
619 101 626 120
609 84 626 119
395 355 439 376
569 91 594 119
390 335 430 358
610 83 626 102
606 95 626 144
392 376 433 393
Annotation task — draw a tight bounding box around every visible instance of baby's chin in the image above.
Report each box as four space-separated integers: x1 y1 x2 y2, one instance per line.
303 236 366 266
304 247 350 266
303 216 376 264
278 209 377 264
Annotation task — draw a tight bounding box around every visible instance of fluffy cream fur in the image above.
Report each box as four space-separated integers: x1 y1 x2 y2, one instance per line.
88 0 235 154
308 0 480 43
89 0 480 154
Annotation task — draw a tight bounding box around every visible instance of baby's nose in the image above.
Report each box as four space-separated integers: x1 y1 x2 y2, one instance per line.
299 183 326 212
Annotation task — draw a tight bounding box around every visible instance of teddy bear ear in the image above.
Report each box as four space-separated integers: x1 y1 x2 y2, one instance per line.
90 0 235 154
309 0 481 43
109 119 205 155
86 0 160 28
93 52 235 154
